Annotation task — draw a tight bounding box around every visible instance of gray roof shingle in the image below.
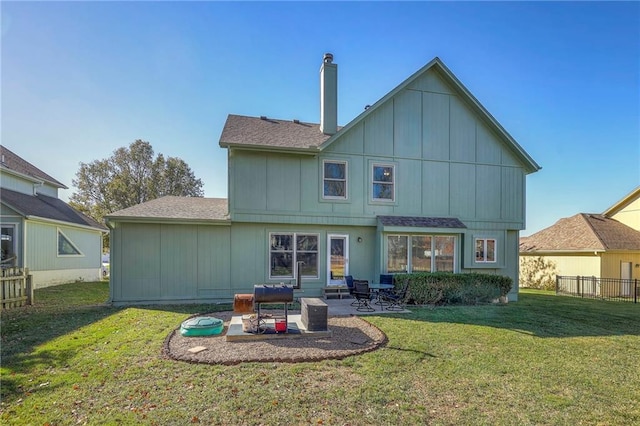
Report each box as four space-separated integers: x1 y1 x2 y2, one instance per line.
107 196 229 221
1 188 106 230
0 145 67 188
219 114 337 150
378 216 467 229
520 213 640 252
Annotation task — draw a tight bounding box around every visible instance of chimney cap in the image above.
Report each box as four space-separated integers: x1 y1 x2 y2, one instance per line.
323 53 333 64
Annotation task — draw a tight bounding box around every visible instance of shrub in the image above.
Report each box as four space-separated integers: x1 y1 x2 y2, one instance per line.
519 256 557 290
393 272 513 305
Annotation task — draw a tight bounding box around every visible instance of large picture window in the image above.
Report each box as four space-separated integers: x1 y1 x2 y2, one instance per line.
323 160 347 199
475 238 496 263
372 163 395 202
270 233 319 279
58 230 82 256
386 234 455 273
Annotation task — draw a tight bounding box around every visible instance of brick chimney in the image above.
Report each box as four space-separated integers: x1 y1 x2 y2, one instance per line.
320 53 337 135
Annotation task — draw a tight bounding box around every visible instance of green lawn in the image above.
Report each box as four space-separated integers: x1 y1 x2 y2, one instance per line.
1 284 639 425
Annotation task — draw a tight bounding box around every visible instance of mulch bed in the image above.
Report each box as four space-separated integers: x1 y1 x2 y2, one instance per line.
162 311 387 365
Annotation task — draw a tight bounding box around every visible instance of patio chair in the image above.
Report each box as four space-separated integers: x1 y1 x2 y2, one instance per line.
376 274 395 304
345 275 358 306
353 280 375 312
379 274 393 285
381 280 409 311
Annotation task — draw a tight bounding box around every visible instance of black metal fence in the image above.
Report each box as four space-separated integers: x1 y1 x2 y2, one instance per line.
556 275 639 303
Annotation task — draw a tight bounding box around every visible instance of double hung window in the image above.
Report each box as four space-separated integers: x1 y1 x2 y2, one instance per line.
372 163 395 202
269 233 319 279
323 160 347 199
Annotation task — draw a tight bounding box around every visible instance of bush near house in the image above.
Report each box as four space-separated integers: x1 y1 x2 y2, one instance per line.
395 272 513 305
519 256 558 290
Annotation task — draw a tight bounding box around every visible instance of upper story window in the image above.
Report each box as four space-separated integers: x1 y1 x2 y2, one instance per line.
323 160 347 199
372 163 395 202
475 238 496 263
58 229 82 256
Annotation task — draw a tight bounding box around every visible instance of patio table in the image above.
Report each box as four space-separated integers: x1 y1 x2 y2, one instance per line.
368 283 395 305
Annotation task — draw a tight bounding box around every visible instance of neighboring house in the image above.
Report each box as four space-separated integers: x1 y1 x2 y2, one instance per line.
0 146 106 288
520 186 640 285
107 54 540 305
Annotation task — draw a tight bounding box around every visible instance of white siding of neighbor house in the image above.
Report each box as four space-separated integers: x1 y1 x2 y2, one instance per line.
25 220 102 287
0 172 59 198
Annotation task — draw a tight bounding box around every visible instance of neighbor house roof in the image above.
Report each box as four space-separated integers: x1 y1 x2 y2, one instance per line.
0 145 67 189
218 58 540 174
520 213 640 252
1 188 106 231
219 115 337 152
378 216 466 229
106 196 229 223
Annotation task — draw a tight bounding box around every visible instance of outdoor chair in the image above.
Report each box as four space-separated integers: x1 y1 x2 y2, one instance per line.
381 280 409 311
345 275 358 306
377 274 395 304
379 274 393 285
353 280 375 312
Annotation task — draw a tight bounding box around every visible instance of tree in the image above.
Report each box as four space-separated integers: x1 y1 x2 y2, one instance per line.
69 140 204 242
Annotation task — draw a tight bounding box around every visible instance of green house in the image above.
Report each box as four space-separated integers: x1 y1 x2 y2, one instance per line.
0 146 107 288
106 55 540 305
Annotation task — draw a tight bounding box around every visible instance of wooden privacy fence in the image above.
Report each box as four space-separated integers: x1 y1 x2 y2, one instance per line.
1 267 33 309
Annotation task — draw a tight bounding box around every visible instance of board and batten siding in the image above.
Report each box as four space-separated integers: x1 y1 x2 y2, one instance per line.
230 67 527 231
111 222 232 303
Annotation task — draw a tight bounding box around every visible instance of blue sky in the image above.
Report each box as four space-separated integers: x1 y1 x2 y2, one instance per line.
2 1 638 236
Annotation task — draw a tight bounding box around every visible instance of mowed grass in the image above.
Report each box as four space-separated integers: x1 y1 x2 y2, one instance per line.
1 284 639 425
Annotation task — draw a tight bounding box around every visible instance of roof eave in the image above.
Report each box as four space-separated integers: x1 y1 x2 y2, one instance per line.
26 215 107 232
603 186 640 217
0 165 69 189
221 143 321 155
105 216 231 226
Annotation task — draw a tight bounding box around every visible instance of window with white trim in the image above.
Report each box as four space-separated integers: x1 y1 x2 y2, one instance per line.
475 238 496 263
269 233 319 279
58 230 83 256
323 160 347 199
386 234 455 273
372 163 395 202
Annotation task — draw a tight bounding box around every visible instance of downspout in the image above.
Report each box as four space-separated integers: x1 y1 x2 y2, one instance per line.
22 219 27 269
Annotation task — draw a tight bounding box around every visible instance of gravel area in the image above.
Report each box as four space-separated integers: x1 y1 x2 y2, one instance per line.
163 311 387 365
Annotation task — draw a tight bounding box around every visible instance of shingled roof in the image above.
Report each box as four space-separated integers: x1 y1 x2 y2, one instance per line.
0 145 67 188
1 188 106 230
106 196 229 222
378 216 466 229
520 213 640 252
219 114 338 151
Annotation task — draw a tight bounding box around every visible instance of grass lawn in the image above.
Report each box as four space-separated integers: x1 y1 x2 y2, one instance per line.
1 284 639 425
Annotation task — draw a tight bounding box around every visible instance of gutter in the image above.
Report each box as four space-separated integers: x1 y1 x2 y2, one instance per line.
26 215 107 233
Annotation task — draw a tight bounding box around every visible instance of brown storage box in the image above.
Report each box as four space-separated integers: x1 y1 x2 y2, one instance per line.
233 293 254 314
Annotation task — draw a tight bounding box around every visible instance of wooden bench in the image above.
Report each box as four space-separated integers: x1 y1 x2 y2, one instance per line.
322 286 351 300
